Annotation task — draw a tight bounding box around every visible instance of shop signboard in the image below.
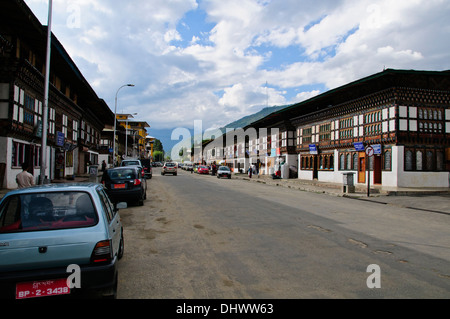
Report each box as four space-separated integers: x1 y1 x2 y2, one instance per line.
309 144 318 155
354 142 365 152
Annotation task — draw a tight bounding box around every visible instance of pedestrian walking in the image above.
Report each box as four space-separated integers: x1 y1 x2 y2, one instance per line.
101 160 107 172
248 166 252 178
16 162 35 188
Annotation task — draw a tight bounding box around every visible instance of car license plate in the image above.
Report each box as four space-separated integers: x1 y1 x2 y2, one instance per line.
113 183 126 189
16 278 70 299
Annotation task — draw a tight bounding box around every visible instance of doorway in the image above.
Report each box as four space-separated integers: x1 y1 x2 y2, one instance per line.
358 152 365 184
373 155 382 184
313 155 318 179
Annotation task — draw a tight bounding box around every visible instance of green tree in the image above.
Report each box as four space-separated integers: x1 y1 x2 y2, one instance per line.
153 151 164 162
153 139 164 152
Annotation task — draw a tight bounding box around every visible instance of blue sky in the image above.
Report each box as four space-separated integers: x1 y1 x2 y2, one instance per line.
24 0 450 152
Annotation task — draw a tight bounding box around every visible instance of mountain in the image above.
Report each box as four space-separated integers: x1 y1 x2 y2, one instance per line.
150 104 291 157
221 105 290 130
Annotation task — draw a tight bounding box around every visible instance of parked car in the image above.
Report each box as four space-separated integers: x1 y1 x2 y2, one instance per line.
0 183 124 299
217 166 232 179
102 167 147 206
161 162 177 176
120 159 145 178
197 165 209 175
140 159 152 179
121 159 141 167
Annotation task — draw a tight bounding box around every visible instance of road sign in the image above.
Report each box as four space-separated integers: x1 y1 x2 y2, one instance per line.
354 142 365 152
365 146 374 157
372 144 382 155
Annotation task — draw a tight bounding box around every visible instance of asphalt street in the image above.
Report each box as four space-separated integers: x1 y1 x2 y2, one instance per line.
116 168 450 299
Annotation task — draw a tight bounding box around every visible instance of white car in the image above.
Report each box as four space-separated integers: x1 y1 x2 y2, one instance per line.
161 162 177 176
121 159 142 167
217 166 231 179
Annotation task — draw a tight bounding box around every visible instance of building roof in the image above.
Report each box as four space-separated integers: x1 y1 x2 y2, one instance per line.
251 69 450 129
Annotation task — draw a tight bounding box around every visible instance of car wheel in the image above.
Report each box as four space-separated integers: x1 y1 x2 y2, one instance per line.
228 176 231 179
174 173 177 176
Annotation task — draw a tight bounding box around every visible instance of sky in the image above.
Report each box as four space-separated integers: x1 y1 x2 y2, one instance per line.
24 0 450 152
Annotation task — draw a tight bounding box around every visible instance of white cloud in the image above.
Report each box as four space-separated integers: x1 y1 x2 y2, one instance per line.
291 90 321 104
23 0 450 136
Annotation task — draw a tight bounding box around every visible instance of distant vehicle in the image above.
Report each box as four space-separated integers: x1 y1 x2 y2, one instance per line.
197 165 209 175
121 159 141 167
217 166 231 179
120 159 145 177
185 164 193 171
0 183 124 299
102 166 147 206
161 162 177 176
140 159 152 179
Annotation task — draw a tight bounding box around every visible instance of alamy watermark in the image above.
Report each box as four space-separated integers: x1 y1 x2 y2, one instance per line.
171 120 279 163
366 264 381 289
66 264 81 289
66 1 81 29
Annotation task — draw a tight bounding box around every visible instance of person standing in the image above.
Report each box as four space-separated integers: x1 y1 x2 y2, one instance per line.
16 162 35 188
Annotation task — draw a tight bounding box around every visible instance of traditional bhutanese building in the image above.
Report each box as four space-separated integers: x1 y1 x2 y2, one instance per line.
0 0 114 188
213 69 450 188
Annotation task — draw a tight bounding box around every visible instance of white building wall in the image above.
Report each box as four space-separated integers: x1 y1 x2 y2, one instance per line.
391 145 449 188
2 137 52 189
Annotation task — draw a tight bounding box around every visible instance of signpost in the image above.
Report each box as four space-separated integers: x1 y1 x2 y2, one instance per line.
365 146 374 197
372 144 381 155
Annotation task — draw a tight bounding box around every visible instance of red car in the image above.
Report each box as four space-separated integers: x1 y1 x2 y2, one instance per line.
197 165 209 174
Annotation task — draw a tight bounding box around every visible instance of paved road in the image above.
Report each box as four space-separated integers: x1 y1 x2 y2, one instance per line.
117 168 450 299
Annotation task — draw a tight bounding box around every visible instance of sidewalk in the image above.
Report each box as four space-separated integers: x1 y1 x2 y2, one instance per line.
232 173 450 215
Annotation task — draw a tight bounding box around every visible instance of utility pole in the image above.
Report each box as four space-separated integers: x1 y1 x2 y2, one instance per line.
40 0 53 184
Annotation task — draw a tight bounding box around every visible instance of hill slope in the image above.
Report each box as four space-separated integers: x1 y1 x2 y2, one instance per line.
221 105 290 130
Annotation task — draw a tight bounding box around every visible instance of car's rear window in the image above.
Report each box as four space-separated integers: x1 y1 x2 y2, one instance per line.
165 163 175 167
0 191 99 233
123 161 140 166
107 169 137 180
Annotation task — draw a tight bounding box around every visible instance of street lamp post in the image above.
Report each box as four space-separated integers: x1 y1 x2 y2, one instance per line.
113 84 134 166
39 0 53 185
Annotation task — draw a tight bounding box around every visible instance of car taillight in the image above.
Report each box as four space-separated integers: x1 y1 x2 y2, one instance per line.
91 240 112 264
134 179 141 186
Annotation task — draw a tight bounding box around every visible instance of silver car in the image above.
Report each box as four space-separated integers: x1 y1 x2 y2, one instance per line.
0 183 125 299
217 166 232 179
161 162 177 176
